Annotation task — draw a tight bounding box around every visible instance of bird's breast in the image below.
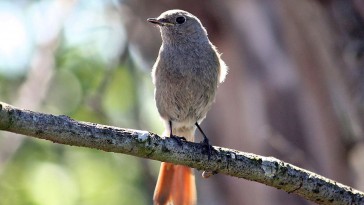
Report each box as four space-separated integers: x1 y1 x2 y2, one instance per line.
153 44 219 123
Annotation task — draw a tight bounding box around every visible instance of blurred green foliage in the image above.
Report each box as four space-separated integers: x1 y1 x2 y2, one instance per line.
0 1 163 204
0 140 150 205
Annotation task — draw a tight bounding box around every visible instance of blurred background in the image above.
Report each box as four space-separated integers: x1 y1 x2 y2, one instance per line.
0 0 363 204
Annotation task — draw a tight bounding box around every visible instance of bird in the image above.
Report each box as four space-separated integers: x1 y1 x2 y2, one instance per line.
148 9 227 205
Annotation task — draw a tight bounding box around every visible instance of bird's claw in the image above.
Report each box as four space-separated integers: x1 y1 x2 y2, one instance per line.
170 135 186 146
201 137 214 160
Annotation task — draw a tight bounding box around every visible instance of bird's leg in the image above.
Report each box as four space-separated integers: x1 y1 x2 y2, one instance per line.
195 122 214 159
169 121 186 145
169 120 173 137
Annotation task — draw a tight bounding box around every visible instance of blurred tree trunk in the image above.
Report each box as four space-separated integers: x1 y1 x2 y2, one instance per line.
125 0 364 204
0 0 77 173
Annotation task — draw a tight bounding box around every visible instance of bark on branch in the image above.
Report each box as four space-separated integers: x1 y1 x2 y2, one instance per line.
0 102 363 205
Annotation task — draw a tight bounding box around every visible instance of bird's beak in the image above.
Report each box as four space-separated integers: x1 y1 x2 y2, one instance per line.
147 18 174 26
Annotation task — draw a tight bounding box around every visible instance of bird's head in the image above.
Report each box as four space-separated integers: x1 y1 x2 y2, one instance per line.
148 10 208 44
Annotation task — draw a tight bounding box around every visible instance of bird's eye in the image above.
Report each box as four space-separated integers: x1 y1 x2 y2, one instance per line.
176 16 186 24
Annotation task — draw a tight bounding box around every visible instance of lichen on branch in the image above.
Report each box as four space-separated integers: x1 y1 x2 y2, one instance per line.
0 102 363 205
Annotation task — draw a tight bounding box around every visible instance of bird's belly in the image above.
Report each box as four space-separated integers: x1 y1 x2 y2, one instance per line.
155 78 214 124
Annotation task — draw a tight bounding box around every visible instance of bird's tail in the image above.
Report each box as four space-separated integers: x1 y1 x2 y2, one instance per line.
153 127 197 205
153 162 196 205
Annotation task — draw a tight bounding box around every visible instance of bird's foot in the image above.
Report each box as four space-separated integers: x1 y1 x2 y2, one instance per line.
170 134 186 146
200 136 214 160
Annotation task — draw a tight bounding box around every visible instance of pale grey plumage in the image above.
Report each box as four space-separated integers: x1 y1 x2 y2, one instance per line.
149 9 227 140
149 10 227 205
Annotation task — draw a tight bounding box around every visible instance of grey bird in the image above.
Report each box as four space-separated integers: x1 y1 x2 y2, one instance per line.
148 9 228 205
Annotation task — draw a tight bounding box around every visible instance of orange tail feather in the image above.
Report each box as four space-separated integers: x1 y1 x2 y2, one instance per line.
153 162 196 205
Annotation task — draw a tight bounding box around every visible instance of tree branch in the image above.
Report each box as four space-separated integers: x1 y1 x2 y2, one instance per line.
0 102 363 205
